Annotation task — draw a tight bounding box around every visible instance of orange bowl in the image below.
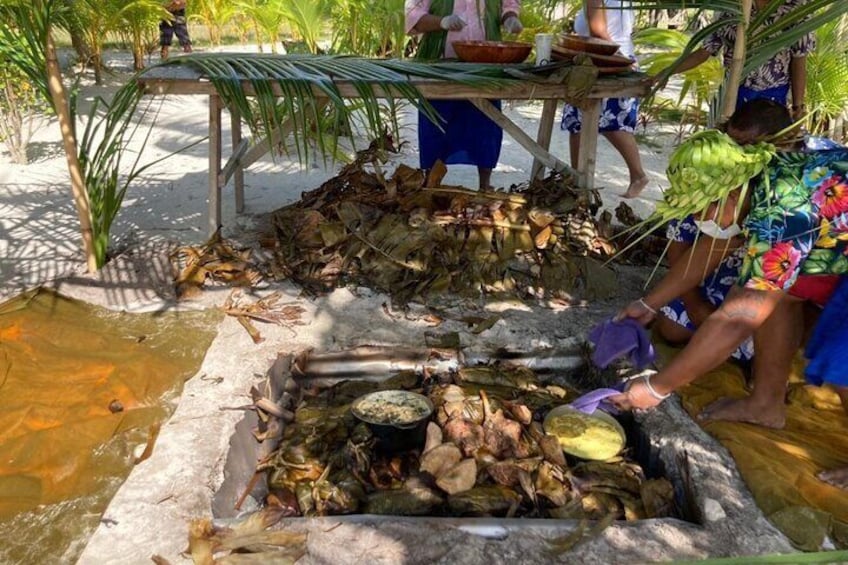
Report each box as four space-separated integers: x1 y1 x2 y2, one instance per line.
558 34 620 56
452 40 532 64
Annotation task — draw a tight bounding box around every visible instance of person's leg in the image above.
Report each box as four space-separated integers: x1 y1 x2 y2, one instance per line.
568 133 580 170
418 101 448 185
602 130 648 198
816 385 848 489
656 311 695 344
699 295 804 428
477 167 492 190
159 20 174 59
174 16 192 52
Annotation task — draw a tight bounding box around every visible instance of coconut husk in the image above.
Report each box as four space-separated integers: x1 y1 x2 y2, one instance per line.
436 458 478 495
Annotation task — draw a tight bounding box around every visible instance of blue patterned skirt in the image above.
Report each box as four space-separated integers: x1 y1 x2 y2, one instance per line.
418 100 502 169
561 97 638 134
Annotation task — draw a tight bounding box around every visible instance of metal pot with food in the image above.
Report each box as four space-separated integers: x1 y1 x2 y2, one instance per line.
351 390 434 452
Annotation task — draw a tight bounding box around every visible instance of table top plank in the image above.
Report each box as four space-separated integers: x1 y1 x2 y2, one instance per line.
136 63 651 100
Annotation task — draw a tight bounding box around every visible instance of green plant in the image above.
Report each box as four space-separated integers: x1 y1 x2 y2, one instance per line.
117 0 171 71
239 0 286 53
71 0 161 83
190 0 240 46
0 0 98 269
635 27 722 132
0 41 50 164
329 0 406 57
164 53 508 167
805 18 848 139
279 0 331 54
74 83 201 263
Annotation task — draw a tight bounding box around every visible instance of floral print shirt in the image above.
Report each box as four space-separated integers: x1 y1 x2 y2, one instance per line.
740 149 848 291
703 0 816 91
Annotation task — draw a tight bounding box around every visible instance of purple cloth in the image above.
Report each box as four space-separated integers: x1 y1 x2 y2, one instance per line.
588 318 656 370
568 387 623 415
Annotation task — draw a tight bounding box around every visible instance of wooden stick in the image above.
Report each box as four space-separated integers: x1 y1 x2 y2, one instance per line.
469 98 574 176
422 186 526 204
531 99 559 181
235 471 262 511
431 217 532 231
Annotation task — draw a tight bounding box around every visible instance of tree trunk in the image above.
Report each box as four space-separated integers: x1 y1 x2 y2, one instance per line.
64 0 92 65
45 30 97 272
720 0 752 123
92 49 103 85
132 31 145 71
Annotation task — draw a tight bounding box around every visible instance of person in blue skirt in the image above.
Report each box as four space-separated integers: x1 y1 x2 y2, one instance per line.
405 0 523 189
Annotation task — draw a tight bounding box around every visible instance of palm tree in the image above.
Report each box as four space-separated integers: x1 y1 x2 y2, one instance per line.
73 0 161 83
119 0 171 71
238 0 286 53
279 0 331 54
191 0 240 46
0 0 97 270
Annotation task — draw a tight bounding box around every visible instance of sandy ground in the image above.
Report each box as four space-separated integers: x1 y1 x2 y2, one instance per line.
0 47 692 564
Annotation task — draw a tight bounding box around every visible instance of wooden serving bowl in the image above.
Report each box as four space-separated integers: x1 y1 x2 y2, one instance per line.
558 33 620 56
452 40 532 64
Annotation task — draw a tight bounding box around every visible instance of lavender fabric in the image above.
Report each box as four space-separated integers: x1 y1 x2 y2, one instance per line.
567 387 623 415
588 318 656 370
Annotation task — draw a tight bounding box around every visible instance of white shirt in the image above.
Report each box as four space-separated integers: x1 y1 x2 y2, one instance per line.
574 0 635 58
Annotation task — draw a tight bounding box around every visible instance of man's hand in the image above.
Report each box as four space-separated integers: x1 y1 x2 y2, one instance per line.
503 15 523 35
440 14 466 31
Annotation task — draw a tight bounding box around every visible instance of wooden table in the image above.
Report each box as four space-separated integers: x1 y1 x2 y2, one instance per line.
138 64 650 236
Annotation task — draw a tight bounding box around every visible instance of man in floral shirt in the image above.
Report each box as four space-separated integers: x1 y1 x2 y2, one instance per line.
657 0 815 119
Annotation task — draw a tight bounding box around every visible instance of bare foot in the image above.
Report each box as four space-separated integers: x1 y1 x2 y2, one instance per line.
698 396 787 429
623 176 649 199
818 467 848 489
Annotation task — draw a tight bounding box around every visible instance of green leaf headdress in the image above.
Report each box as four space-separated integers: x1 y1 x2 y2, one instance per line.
652 129 776 229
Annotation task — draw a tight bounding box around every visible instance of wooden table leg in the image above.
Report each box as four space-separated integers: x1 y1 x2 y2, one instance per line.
531 99 559 181
469 98 573 177
576 100 601 190
231 106 245 214
208 93 222 236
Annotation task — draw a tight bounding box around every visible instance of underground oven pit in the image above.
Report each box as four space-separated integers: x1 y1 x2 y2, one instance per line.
211 349 795 563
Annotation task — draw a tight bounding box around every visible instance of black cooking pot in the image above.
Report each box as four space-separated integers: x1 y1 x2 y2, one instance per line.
351 390 434 452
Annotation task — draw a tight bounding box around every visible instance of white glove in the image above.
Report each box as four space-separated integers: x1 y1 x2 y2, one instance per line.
503 15 523 34
440 14 466 31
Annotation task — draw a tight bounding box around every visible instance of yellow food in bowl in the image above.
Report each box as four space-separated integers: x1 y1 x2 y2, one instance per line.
543 405 625 461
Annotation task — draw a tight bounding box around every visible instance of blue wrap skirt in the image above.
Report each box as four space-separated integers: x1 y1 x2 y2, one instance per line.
418 100 502 170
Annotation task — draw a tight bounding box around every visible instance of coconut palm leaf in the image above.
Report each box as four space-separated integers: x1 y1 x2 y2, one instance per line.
805 19 848 136
0 0 62 105
156 53 514 165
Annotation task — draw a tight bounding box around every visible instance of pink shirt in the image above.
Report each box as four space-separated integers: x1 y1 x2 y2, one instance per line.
405 0 521 58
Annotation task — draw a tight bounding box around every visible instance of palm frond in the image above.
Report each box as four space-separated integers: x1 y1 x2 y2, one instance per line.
154 53 520 164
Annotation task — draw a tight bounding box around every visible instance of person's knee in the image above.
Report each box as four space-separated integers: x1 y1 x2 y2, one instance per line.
656 315 693 345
